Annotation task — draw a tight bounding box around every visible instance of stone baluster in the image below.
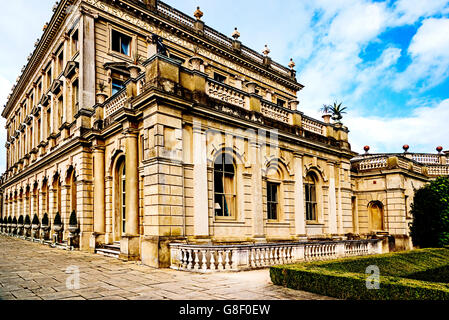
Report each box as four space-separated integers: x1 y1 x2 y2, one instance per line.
218 251 224 271
194 250 200 270
187 249 193 270
225 250 231 270
210 251 216 271
231 249 238 270
201 250 208 272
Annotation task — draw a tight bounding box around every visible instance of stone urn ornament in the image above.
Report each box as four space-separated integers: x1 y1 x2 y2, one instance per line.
96 81 108 104
24 215 32 238
128 52 143 78
12 217 18 236
7 216 12 234
40 213 50 241
31 214 40 240
17 215 24 237
67 211 80 249
52 212 63 244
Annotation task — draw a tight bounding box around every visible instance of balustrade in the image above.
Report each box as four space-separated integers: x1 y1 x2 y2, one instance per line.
170 239 382 273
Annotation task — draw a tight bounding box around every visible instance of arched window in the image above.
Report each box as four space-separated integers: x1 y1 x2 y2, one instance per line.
305 172 318 222
214 153 236 217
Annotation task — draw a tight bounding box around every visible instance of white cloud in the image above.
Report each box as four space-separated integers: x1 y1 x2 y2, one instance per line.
392 0 449 26
393 18 449 91
347 99 449 154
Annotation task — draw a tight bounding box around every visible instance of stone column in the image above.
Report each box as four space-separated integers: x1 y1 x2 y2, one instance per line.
120 128 140 260
39 189 46 220
294 153 306 239
327 162 338 236
250 140 264 241
125 130 139 236
90 143 106 250
337 165 344 236
48 187 57 236
61 185 70 239
192 124 209 237
78 8 96 112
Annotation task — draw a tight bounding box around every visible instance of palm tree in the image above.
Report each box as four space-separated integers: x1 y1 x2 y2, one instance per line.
319 104 332 115
329 101 347 123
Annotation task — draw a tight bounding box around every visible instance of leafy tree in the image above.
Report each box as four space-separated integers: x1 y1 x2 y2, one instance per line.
24 215 31 225
410 177 449 248
18 215 24 225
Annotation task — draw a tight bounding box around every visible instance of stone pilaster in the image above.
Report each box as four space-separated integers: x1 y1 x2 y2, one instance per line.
91 142 106 249
61 185 70 240
250 140 264 241
192 123 209 237
294 153 306 238
327 162 338 236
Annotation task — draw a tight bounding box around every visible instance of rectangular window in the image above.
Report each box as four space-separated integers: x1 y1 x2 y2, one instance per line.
214 73 227 83
111 30 131 56
111 78 125 95
71 30 79 57
58 96 63 127
267 182 279 220
72 80 79 119
57 50 64 75
277 98 286 108
46 67 52 89
305 183 317 221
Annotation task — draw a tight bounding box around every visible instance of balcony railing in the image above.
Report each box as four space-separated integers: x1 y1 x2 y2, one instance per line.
357 156 388 170
412 154 440 165
427 165 449 177
170 239 382 273
261 101 290 124
104 88 127 118
302 116 326 136
206 79 248 109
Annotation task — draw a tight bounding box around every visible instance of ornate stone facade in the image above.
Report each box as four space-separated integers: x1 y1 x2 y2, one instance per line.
1 0 448 269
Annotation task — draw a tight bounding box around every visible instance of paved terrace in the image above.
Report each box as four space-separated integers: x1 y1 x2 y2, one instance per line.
0 235 332 300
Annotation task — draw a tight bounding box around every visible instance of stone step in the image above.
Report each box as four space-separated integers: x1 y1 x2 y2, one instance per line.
96 248 120 258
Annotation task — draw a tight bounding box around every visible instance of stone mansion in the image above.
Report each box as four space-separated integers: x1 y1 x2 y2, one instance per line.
1 0 448 271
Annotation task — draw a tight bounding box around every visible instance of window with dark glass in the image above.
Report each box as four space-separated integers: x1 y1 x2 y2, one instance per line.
305 174 318 221
267 182 279 220
111 30 131 56
277 98 286 108
111 79 125 95
214 153 236 217
214 73 227 83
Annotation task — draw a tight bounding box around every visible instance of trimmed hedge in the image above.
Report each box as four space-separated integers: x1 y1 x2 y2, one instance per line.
270 248 449 300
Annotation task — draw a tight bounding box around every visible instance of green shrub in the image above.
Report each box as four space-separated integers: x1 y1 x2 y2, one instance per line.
410 177 449 248
12 217 17 225
69 211 77 226
42 213 49 226
270 266 449 300
18 215 24 225
24 215 31 225
271 248 449 300
7 216 12 224
32 214 39 225
54 212 62 225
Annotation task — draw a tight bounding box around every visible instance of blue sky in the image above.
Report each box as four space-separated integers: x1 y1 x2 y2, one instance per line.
1 0 449 173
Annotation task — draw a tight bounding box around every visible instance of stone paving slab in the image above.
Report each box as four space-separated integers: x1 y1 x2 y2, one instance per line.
0 235 334 300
